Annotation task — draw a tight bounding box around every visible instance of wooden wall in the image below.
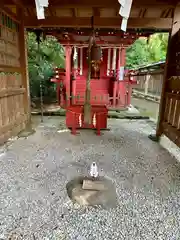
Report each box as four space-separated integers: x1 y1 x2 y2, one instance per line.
133 71 163 102
0 7 30 145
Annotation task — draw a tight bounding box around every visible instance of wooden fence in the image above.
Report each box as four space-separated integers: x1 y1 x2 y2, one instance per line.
0 7 29 145
132 62 165 102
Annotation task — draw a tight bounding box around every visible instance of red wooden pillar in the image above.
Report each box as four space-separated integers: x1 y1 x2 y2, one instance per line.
65 45 72 106
113 82 118 107
118 47 126 107
112 48 117 107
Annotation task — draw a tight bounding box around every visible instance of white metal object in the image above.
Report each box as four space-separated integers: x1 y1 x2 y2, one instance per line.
92 114 96 127
73 46 78 61
35 0 49 19
119 66 125 80
107 48 111 76
112 48 117 71
79 114 82 127
90 162 99 178
118 0 133 31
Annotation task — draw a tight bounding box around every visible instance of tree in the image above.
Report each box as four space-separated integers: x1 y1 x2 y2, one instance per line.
27 32 65 101
147 33 168 62
126 37 150 69
126 33 169 69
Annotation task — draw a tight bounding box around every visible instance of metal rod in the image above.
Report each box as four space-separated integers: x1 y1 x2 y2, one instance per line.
37 39 44 123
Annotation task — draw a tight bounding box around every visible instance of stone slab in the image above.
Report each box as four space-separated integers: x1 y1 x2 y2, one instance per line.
82 179 108 191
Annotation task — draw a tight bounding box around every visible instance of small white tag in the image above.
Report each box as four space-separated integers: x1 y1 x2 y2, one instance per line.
119 66 125 80
121 18 128 32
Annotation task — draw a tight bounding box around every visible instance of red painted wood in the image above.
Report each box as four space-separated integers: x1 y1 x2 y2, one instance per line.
65 46 72 106
66 105 108 130
118 81 126 107
52 44 136 115
113 81 118 107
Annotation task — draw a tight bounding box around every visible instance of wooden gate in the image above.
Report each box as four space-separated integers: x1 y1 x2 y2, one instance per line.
156 6 180 147
0 5 30 144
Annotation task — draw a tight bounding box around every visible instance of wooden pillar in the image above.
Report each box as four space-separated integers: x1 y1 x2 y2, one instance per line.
18 8 31 123
145 74 150 95
155 5 180 138
118 47 126 107
112 48 118 107
80 47 83 75
65 45 72 106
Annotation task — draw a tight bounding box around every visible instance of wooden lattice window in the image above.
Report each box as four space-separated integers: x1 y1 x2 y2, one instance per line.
0 10 20 67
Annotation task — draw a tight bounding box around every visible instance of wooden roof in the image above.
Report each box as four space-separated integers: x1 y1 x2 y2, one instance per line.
4 0 176 30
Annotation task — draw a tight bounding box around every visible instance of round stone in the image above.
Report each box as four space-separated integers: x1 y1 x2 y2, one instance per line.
66 176 117 209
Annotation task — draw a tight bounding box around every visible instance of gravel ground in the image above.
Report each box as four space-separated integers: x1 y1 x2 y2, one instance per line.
0 116 180 240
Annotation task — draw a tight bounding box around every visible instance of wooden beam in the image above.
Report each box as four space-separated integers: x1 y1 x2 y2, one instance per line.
0 65 22 72
4 0 177 8
0 2 20 22
139 9 147 18
0 88 25 99
156 5 180 137
71 8 77 18
24 16 172 29
93 7 100 17
11 0 24 8
57 39 136 47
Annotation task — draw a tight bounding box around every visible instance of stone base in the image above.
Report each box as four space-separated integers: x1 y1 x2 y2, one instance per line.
66 176 117 209
148 134 160 142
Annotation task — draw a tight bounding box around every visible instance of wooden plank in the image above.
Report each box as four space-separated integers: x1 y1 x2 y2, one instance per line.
0 88 25 98
162 122 180 147
173 100 180 129
133 70 164 76
165 92 180 100
164 96 171 123
24 16 172 29
0 65 22 73
169 97 176 125
0 113 26 135
167 76 180 91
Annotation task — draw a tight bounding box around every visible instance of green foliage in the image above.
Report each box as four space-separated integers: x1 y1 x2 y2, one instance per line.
126 37 150 69
126 33 169 69
27 32 65 100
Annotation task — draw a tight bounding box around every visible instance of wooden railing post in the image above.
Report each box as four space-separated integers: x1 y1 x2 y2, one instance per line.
145 74 150 95
65 45 72 106
18 8 31 124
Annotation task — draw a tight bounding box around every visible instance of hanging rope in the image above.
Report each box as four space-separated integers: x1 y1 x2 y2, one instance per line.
34 30 44 123
84 16 94 124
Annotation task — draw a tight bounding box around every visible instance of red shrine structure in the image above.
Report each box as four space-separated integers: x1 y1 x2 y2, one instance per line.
0 0 180 148
50 27 144 134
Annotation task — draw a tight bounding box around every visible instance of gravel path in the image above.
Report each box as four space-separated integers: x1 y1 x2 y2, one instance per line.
0 116 180 240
